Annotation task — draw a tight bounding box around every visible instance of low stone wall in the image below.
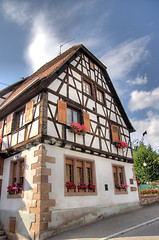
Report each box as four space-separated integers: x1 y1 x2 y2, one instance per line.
140 194 159 205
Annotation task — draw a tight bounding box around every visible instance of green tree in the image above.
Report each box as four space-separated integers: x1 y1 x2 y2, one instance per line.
133 142 159 183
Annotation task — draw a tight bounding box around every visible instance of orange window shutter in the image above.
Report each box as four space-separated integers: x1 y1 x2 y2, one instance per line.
58 100 67 124
90 61 94 70
0 120 4 137
6 113 13 135
111 125 120 143
83 111 91 133
25 100 34 124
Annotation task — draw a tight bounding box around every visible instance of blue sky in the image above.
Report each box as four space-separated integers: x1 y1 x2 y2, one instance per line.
0 0 159 150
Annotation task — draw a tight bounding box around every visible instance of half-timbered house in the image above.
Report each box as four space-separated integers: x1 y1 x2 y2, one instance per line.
0 44 139 240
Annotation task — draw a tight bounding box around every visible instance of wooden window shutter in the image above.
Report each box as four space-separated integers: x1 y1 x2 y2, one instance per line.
0 157 4 175
83 111 91 133
0 120 4 136
90 61 94 70
6 113 13 135
58 100 67 124
25 100 34 124
111 125 120 143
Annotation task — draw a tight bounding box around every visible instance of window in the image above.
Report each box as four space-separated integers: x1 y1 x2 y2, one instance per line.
8 158 25 198
67 107 80 125
111 125 121 143
86 162 92 185
97 89 104 103
66 159 73 182
13 109 25 131
58 100 91 133
76 161 83 185
65 156 96 195
2 118 7 136
113 165 127 193
83 80 91 95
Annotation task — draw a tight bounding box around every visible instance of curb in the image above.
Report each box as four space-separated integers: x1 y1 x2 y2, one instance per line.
100 217 159 239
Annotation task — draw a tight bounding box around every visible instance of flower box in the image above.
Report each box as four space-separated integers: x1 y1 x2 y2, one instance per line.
115 140 128 149
68 189 75 193
65 182 76 192
88 184 96 192
7 182 23 194
78 189 85 192
77 183 88 192
70 122 88 135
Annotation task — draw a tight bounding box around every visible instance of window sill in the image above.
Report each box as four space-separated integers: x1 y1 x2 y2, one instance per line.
65 190 97 196
7 191 24 199
83 92 94 100
114 189 128 195
96 100 105 106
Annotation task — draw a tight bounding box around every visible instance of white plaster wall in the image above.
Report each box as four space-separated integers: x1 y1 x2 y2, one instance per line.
46 145 139 211
0 145 39 211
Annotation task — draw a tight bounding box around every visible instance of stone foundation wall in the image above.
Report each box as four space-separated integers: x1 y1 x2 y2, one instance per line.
140 194 159 205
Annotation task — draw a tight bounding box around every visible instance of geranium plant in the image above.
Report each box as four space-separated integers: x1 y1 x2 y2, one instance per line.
78 183 88 190
88 184 96 192
140 189 159 194
115 140 128 149
7 182 23 194
115 182 129 191
70 122 88 134
65 182 76 190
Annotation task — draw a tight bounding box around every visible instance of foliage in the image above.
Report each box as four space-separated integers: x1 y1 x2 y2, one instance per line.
7 182 23 194
115 140 128 149
70 122 88 134
133 142 159 183
65 182 76 189
115 182 129 190
77 183 88 190
88 184 96 192
140 188 159 194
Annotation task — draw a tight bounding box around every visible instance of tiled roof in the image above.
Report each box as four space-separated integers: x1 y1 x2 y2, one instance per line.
0 44 82 108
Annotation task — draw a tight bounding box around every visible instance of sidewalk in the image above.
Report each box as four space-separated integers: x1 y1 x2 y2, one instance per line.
46 203 159 240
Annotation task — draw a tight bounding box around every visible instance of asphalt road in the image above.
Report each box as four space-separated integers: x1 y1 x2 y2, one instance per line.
47 203 159 240
111 220 159 240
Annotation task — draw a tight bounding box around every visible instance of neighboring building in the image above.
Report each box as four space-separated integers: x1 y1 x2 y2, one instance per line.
0 44 139 240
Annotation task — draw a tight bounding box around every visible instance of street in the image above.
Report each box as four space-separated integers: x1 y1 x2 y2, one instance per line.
111 220 159 239
47 203 159 240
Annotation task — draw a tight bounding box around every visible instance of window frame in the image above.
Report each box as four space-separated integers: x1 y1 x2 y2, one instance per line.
97 89 104 103
83 79 92 96
64 155 97 196
7 157 25 199
112 164 128 195
67 106 81 126
12 108 25 131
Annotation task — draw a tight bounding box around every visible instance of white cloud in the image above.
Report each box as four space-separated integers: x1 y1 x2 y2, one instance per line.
101 36 151 80
126 74 148 86
131 112 159 151
129 87 159 111
25 13 63 72
2 0 30 25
